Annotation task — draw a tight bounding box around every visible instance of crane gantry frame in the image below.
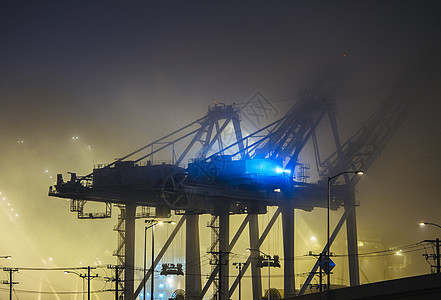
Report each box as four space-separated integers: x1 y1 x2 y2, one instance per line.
49 58 426 299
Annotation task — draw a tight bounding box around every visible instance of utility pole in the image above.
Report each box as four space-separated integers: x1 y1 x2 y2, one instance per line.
2 268 18 300
107 265 124 300
209 250 229 300
247 249 280 300
423 239 441 273
232 262 245 300
319 254 323 292
434 238 439 273
84 266 98 300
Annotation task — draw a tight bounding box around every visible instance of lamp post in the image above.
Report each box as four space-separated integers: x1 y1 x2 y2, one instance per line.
420 222 441 229
247 248 272 300
0 256 11 259
64 270 86 300
327 170 363 290
144 220 175 300
419 222 441 273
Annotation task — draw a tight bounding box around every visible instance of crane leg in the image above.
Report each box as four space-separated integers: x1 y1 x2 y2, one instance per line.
219 214 229 300
249 214 262 299
124 204 136 300
282 204 295 297
186 215 201 299
346 194 360 286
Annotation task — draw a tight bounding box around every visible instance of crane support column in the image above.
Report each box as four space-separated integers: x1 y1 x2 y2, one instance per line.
282 204 295 297
346 191 360 286
124 204 136 300
186 215 201 299
249 214 262 299
219 214 229 300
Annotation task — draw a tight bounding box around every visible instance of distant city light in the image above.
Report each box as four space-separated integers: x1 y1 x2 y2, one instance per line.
311 236 317 242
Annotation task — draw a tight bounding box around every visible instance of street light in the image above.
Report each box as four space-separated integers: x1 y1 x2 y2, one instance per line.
246 248 272 300
419 221 441 273
144 220 175 300
65 267 97 300
0 256 11 259
64 270 86 300
327 170 363 290
420 222 441 229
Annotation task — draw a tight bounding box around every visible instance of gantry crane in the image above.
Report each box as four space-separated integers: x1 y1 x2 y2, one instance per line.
49 57 428 299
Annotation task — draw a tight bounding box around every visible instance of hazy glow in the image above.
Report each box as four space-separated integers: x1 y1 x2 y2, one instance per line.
0 2 439 299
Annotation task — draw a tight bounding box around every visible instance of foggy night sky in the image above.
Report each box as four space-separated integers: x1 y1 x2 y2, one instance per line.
0 1 441 299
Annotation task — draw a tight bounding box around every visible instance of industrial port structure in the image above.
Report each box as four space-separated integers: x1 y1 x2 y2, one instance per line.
49 60 423 300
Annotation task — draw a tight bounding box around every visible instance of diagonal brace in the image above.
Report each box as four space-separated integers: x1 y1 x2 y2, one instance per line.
228 207 282 298
298 207 352 296
134 215 186 298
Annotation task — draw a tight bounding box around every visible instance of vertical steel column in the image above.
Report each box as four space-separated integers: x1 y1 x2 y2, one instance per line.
124 204 136 300
249 214 262 299
186 215 201 300
219 214 229 300
282 205 295 297
346 191 360 286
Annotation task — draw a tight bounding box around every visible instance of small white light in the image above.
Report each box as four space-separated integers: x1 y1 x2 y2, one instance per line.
274 188 281 193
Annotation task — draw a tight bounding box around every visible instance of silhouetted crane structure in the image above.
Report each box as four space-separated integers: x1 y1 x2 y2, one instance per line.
49 59 425 299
